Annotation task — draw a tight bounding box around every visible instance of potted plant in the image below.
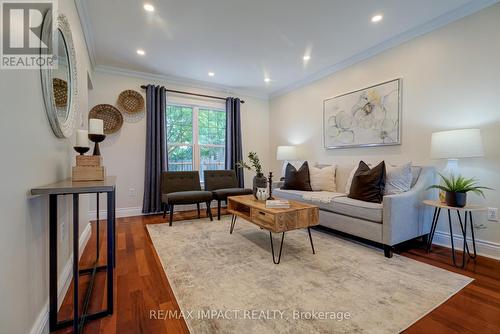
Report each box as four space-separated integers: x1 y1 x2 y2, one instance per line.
427 174 492 207
237 152 267 198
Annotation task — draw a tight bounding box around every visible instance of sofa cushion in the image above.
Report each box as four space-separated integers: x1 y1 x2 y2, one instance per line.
348 161 386 203
273 189 383 223
164 191 213 205
282 161 312 191
309 164 337 192
385 162 412 195
332 197 383 223
345 162 372 195
410 166 422 187
273 188 309 202
273 188 382 223
212 188 253 200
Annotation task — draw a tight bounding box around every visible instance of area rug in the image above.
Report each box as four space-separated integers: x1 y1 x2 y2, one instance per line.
147 217 472 334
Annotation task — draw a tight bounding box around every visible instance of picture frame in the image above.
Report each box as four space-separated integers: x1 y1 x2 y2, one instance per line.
323 78 402 149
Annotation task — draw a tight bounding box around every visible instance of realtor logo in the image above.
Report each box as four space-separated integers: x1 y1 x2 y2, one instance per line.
1 0 56 69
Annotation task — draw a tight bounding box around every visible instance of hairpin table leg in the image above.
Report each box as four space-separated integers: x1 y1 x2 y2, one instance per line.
270 231 285 264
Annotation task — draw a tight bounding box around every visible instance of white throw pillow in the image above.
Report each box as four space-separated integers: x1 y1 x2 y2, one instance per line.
309 165 337 192
385 162 412 195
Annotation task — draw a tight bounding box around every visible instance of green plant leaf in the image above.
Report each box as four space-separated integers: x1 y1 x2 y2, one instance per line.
430 173 492 197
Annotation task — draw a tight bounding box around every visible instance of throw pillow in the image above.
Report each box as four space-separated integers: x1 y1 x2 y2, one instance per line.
385 162 412 195
348 161 386 203
282 161 313 191
345 162 373 194
309 164 337 192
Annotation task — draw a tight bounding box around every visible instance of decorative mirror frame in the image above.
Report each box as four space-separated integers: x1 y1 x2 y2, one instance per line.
40 11 78 138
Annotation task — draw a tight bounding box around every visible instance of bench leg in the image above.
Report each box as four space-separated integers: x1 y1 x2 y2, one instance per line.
196 203 200 218
217 200 221 220
162 203 167 218
206 202 213 221
169 204 174 226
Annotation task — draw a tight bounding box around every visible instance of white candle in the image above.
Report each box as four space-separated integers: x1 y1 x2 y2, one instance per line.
76 129 89 147
89 118 104 135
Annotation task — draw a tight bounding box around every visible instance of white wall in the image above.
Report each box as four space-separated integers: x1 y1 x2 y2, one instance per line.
269 5 500 254
0 0 92 333
88 70 270 215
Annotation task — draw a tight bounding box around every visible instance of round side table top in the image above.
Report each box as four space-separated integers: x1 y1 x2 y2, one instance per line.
422 199 487 212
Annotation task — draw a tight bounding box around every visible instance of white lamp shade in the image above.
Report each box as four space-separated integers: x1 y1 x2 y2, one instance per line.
430 129 484 159
276 146 297 160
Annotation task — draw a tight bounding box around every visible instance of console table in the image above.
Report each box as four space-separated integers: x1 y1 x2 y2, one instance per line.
31 177 116 333
423 200 486 268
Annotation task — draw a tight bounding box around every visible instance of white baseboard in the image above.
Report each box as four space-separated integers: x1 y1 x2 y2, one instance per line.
88 202 221 221
30 223 92 334
88 206 144 220
432 230 500 260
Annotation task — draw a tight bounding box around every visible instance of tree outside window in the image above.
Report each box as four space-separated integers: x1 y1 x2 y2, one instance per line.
166 104 226 182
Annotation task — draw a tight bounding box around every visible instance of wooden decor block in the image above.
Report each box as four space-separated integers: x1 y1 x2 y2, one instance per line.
72 166 105 181
76 155 102 167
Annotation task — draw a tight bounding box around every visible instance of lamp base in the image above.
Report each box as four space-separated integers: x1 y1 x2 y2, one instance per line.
444 159 459 176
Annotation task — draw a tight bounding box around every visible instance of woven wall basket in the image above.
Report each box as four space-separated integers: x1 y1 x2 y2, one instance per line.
117 90 145 114
89 104 123 134
52 78 68 108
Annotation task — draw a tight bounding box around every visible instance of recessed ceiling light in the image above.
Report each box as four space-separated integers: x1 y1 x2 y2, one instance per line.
303 55 311 61
144 4 155 12
208 72 215 77
371 14 383 23
136 49 145 56
264 77 271 83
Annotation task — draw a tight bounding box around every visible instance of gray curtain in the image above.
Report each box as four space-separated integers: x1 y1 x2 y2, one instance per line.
142 85 167 213
225 97 244 187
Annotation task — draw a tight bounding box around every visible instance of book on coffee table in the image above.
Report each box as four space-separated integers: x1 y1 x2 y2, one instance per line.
266 200 290 209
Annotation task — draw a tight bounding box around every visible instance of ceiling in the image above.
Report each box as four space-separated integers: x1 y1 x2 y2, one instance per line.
78 0 494 98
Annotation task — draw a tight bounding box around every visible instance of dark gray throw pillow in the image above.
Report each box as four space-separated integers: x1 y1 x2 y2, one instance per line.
282 161 312 191
348 161 386 203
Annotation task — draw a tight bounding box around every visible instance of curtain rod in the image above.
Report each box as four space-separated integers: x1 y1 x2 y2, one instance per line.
140 85 245 104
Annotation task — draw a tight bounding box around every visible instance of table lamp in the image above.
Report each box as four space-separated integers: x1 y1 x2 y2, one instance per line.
430 128 484 175
276 145 298 179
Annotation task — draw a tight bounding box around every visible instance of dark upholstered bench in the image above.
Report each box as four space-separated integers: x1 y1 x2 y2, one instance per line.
161 171 213 226
204 170 253 220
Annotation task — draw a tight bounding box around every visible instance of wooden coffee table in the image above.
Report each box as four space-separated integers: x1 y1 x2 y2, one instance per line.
227 195 319 264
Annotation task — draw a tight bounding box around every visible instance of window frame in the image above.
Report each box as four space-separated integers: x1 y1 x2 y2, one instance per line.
166 97 226 176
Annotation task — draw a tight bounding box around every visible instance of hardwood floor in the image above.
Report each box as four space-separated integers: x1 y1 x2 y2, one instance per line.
55 209 500 334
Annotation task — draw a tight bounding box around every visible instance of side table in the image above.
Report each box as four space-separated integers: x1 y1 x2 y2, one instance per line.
423 200 486 268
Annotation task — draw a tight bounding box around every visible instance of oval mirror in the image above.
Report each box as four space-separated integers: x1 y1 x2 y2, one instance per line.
40 12 78 138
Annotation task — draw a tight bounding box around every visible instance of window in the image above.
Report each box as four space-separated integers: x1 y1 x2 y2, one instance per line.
166 103 226 182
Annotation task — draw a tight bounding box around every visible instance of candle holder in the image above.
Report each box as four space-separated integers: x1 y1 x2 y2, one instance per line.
88 134 106 156
73 146 90 155
267 171 274 200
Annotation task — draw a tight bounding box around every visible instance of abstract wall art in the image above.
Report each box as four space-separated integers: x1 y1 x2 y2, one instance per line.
323 79 401 149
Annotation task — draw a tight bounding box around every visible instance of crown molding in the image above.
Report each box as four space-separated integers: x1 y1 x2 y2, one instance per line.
269 0 500 99
74 0 96 68
94 64 269 100
74 0 498 101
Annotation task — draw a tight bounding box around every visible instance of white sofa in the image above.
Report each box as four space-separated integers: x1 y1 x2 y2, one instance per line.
273 164 437 257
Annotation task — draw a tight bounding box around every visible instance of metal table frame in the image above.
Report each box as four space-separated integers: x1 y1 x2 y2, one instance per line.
425 200 484 268
229 214 316 265
32 177 116 334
